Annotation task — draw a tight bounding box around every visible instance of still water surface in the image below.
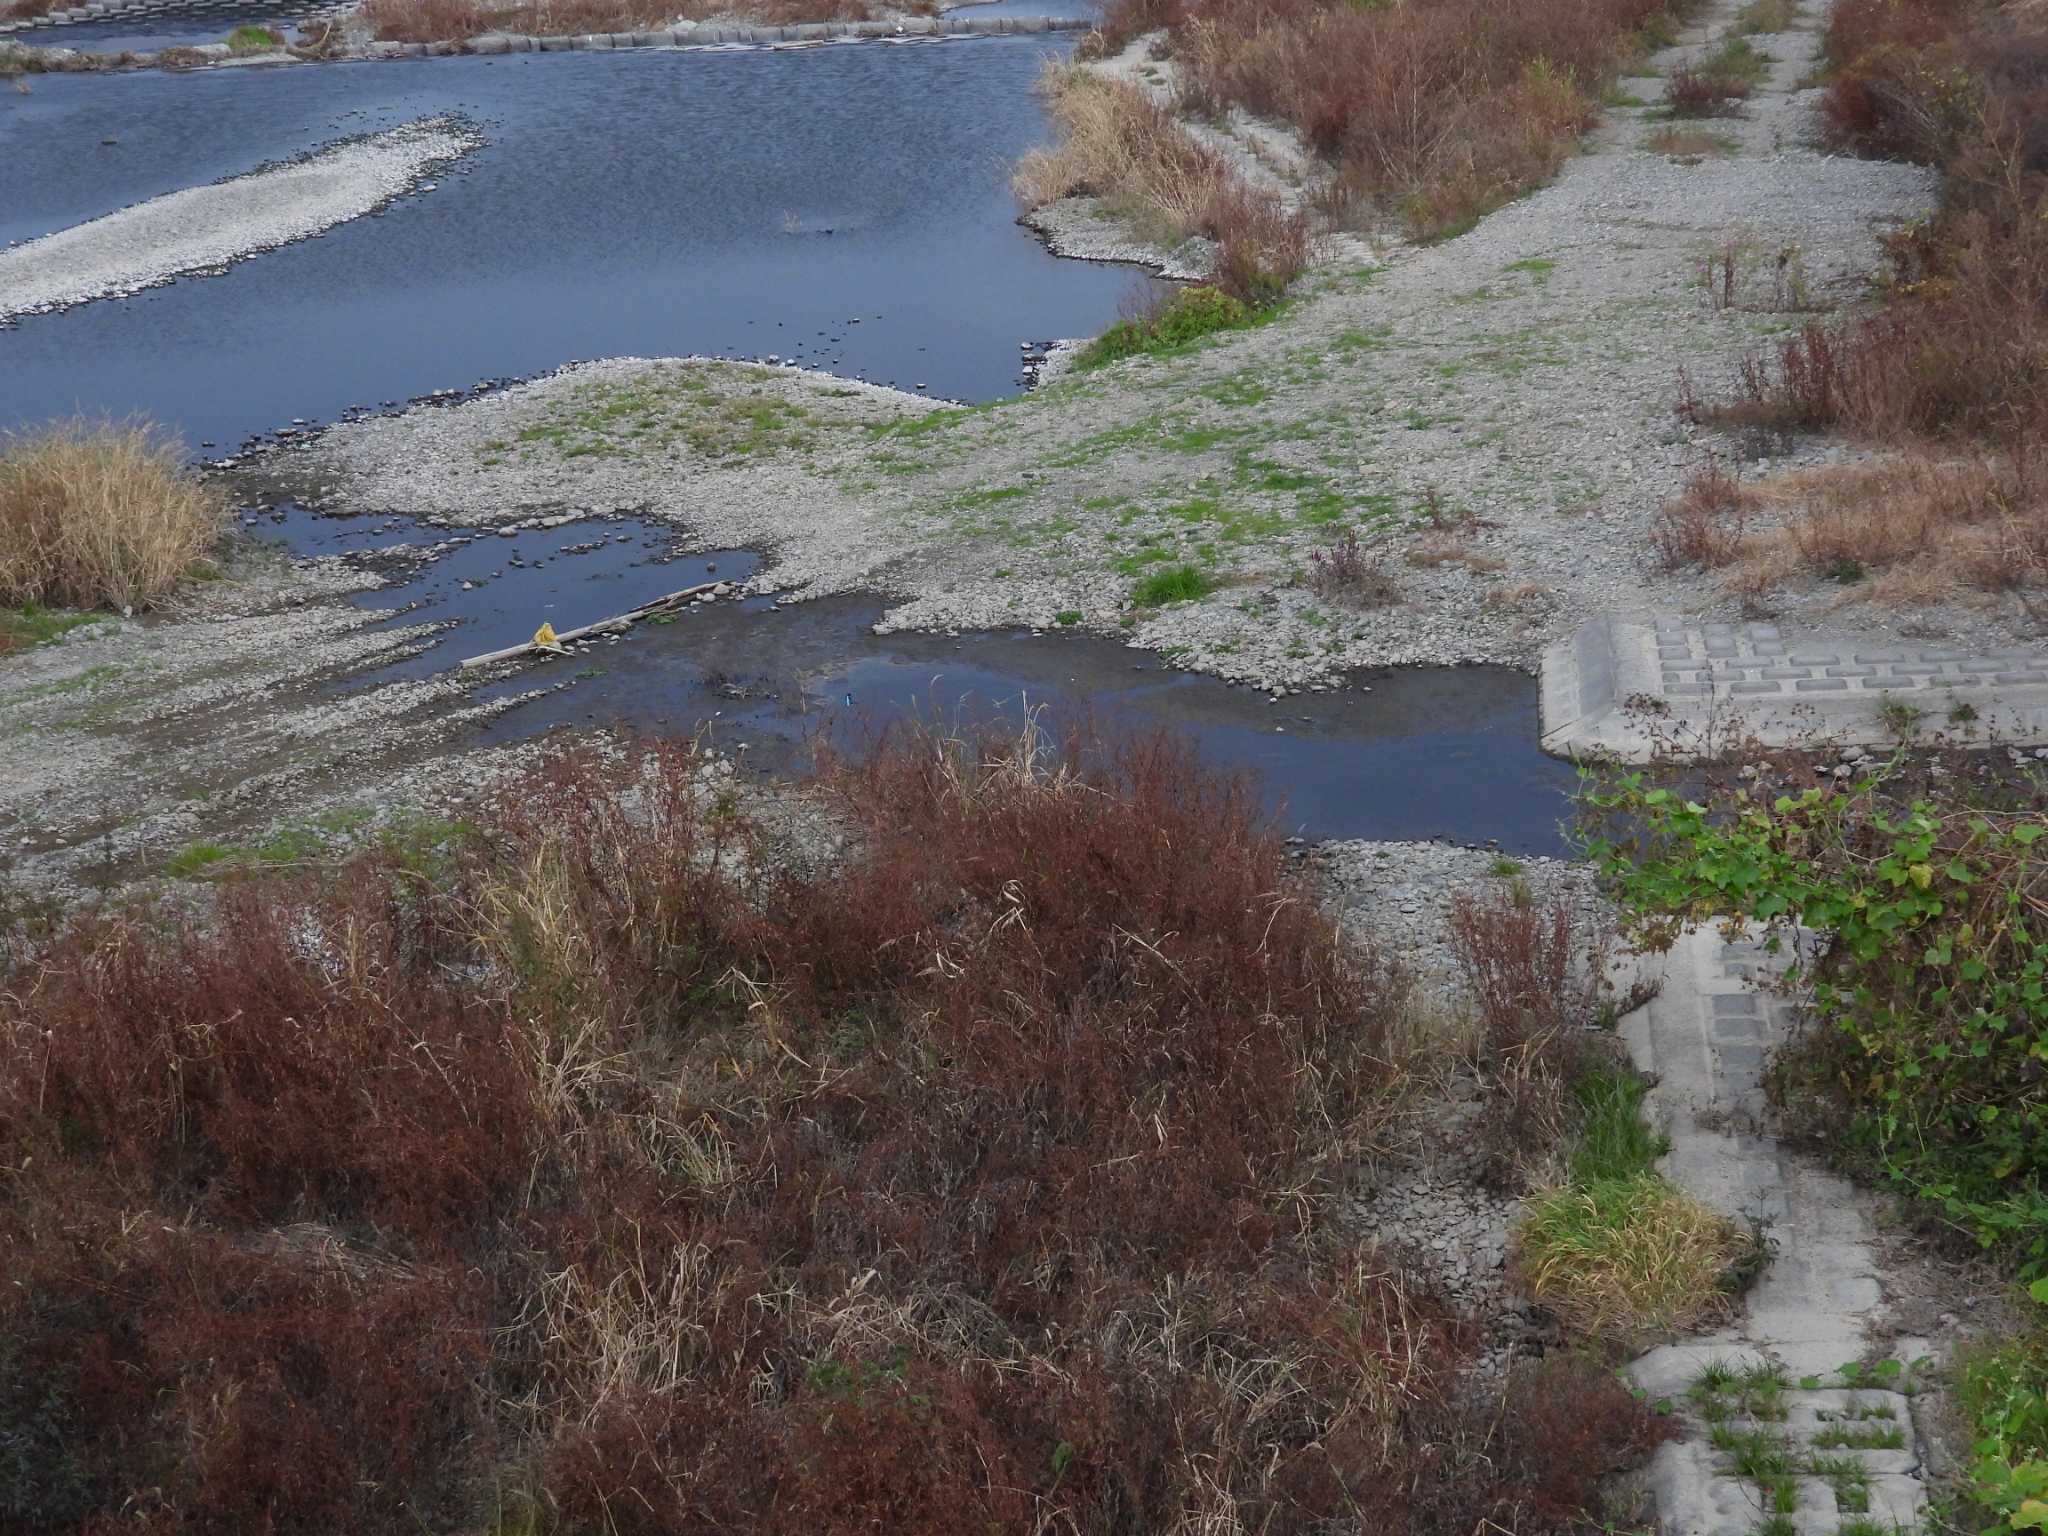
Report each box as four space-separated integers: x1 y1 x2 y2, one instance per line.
0 37 1152 446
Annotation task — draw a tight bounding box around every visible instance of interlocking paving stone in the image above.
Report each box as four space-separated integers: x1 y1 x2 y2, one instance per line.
1541 616 2048 760
1620 927 1930 1534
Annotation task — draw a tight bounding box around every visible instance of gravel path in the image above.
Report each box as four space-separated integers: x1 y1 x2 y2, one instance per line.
0 116 479 322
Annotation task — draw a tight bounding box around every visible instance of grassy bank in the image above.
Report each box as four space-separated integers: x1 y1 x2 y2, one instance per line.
0 728 1676 1532
1014 64 1309 302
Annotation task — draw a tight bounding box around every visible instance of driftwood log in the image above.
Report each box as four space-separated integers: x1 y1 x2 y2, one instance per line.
457 580 723 670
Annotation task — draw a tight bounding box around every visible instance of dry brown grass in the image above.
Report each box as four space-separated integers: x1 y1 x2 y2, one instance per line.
1702 0 2048 614
0 729 1682 1532
1652 454 1758 571
1515 1176 1752 1340
0 419 228 612
1096 0 1684 240
1724 450 2048 601
1015 63 1307 301
1645 126 1735 155
1407 536 1507 573
1014 64 1234 240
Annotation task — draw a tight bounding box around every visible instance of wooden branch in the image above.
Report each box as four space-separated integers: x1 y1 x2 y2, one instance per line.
456 580 722 670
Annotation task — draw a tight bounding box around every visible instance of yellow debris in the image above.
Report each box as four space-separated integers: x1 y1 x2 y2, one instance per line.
533 622 558 647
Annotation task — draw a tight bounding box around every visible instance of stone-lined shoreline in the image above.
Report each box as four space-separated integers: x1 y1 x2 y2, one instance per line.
0 10 1087 70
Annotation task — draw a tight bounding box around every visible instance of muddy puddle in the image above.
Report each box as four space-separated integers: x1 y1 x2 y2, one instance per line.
487 598 1579 853
257 506 1577 852
253 502 759 683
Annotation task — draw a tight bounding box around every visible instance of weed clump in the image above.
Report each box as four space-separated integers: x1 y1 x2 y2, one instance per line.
1129 560 1216 605
1515 1058 1755 1340
1307 526 1398 606
1664 65 1754 115
1079 284 1253 367
0 418 227 613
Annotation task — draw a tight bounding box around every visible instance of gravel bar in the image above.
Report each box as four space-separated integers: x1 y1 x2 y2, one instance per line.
0 116 482 322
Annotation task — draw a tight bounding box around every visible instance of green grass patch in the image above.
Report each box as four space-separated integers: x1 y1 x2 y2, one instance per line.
1810 1423 1905 1451
1517 1058 1755 1342
0 604 106 656
1566 1060 1670 1185
1199 372 1273 408
512 364 839 464
1331 326 1392 353
1129 564 1216 606
948 486 1029 510
227 22 280 48
1077 287 1257 369
865 401 1001 441
164 842 234 878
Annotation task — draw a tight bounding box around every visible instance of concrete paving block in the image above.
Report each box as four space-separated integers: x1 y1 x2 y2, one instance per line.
1541 615 2048 761
1642 1441 1758 1536
1629 1340 1771 1397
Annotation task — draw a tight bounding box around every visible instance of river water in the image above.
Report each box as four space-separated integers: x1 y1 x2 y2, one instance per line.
0 35 1148 447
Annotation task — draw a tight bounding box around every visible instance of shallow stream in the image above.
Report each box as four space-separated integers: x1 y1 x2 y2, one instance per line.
255 506 1579 852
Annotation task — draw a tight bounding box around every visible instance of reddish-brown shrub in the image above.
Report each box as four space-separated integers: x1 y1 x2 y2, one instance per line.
1 866 536 1238
1203 180 1310 302
1309 525 1399 604
0 1198 489 1533
1653 452 1756 569
1100 0 1667 238
1445 886 1601 1072
0 730 1678 1533
1819 0 1979 158
1665 65 1753 115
